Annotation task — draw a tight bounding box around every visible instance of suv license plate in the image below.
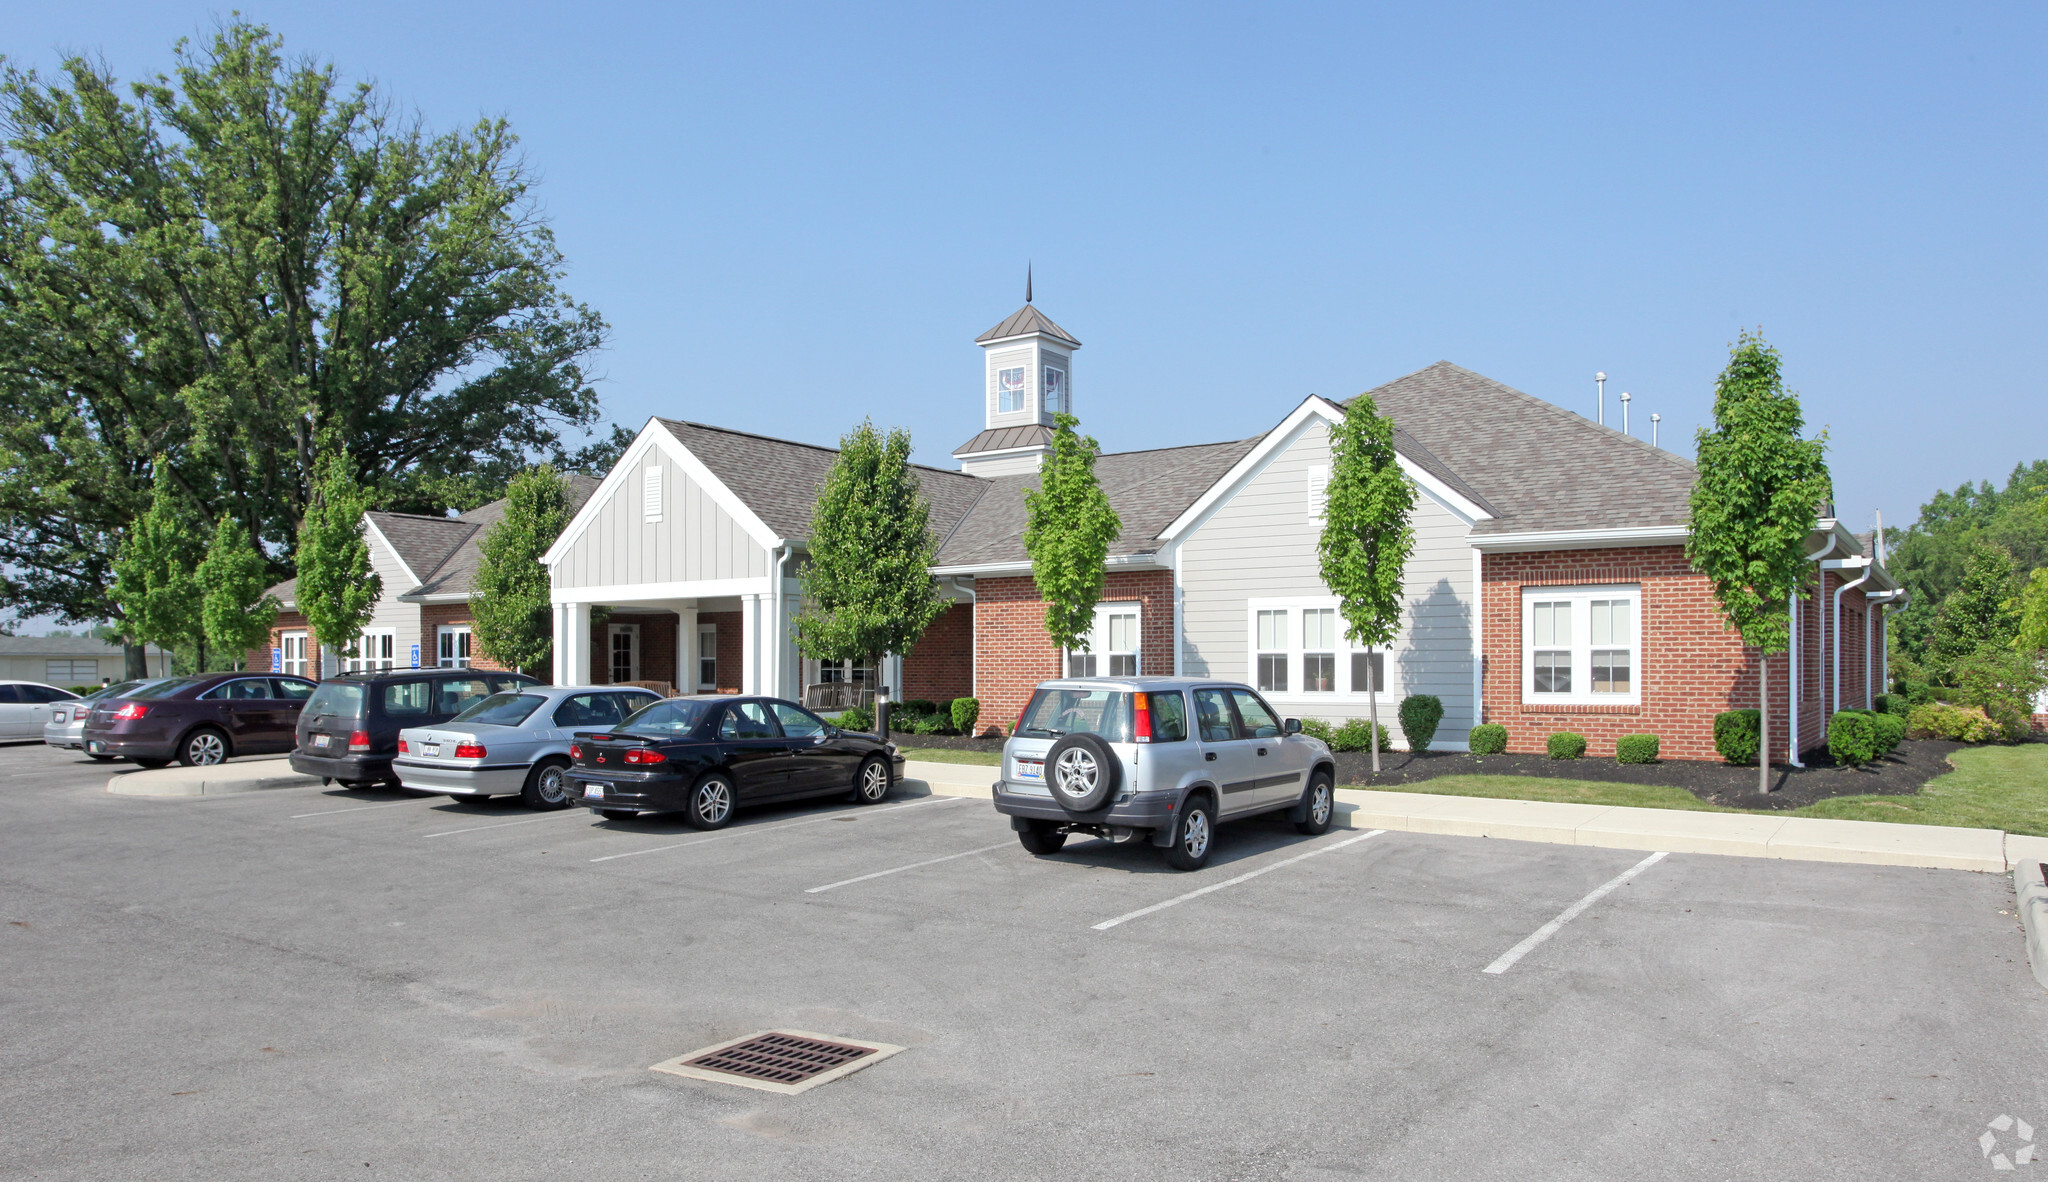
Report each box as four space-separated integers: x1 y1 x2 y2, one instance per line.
1015 760 1043 781
313 733 331 748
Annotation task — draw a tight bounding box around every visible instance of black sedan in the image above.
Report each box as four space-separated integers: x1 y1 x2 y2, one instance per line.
81 673 318 767
569 695 905 828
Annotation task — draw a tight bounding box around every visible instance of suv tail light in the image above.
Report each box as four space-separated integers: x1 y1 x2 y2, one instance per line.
1132 692 1154 743
397 739 409 754
454 743 487 759
348 730 371 752
111 702 149 721
622 748 666 765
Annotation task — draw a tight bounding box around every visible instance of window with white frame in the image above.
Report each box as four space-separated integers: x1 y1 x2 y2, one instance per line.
1247 599 1390 698
1043 366 1067 415
997 366 1027 413
437 625 472 669
344 629 397 672
1520 586 1641 705
281 632 308 677
1068 603 1139 678
697 624 717 688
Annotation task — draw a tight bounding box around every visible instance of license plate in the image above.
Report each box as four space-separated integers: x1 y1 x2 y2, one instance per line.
422 743 440 757
1015 760 1043 781
52 711 65 724
87 741 103 754
312 733 331 748
585 781 604 801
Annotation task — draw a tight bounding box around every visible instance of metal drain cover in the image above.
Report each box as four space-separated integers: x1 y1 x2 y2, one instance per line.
650 1029 904 1094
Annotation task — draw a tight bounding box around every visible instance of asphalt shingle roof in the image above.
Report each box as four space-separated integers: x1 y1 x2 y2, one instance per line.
404 474 603 599
1356 361 1696 535
974 304 1081 346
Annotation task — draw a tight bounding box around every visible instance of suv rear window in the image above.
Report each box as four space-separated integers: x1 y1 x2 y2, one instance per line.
305 682 367 718
1017 687 1133 742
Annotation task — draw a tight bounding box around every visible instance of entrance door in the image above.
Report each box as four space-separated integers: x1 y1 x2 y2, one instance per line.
609 625 640 684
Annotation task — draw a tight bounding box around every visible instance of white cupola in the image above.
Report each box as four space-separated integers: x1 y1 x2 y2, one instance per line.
952 274 1081 477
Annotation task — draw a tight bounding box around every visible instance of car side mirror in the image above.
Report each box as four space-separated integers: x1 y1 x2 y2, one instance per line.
1283 718 1303 735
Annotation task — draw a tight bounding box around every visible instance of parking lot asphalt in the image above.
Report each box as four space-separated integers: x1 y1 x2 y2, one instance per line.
6 739 2048 1180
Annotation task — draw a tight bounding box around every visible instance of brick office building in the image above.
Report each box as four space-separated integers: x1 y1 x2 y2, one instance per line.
539 295 1893 761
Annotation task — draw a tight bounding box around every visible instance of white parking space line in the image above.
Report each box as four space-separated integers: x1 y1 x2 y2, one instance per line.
1482 850 1669 976
587 796 964 863
1092 830 1386 932
804 842 1012 893
291 799 430 819
422 811 595 838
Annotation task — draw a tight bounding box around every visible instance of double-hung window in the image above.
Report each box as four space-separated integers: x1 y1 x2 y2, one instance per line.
437 625 473 669
1247 599 1389 698
1255 610 1289 692
1520 586 1641 705
1068 603 1140 678
344 630 397 673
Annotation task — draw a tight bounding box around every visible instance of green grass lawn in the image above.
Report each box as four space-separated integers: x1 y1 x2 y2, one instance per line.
897 746 1003 766
1355 744 2048 836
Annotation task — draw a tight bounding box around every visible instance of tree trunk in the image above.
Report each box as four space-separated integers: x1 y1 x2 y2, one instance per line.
123 641 147 680
1368 644 1381 775
1759 650 1771 795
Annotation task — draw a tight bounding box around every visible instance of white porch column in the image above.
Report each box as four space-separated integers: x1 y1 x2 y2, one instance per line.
555 602 591 687
676 606 698 696
741 594 762 694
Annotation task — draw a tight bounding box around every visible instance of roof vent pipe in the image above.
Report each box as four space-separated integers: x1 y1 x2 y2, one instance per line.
1619 391 1632 436
1650 413 1661 449
1595 372 1607 425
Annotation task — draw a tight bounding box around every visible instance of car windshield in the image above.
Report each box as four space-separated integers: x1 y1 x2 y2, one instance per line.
450 692 546 727
125 677 206 700
1016 687 1133 742
304 682 368 718
614 699 714 737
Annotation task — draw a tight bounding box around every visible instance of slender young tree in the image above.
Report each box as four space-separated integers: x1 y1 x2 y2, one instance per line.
1318 397 1415 774
1687 332 1832 794
1024 413 1123 672
794 422 946 732
1932 542 2021 673
470 465 571 676
296 448 381 674
196 512 279 670
110 462 205 668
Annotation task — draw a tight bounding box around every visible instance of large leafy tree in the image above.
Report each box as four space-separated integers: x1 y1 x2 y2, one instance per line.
1024 413 1123 664
0 19 605 632
109 461 205 669
1318 396 1415 774
1686 333 1831 794
1931 542 2021 669
1886 460 2048 665
470 465 570 676
795 422 945 723
195 510 277 670
296 448 380 671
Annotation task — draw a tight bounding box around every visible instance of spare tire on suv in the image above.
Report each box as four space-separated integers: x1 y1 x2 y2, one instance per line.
1043 732 1120 811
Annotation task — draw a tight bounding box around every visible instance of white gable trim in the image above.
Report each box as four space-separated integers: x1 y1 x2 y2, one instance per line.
1158 396 1492 544
361 516 424 593
541 419 782 569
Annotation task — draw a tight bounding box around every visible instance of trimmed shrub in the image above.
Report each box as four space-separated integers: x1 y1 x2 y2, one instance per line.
1469 722 1508 756
1615 734 1661 764
1905 682 1937 707
1398 694 1445 753
1547 732 1587 760
1297 717 1336 744
897 713 953 735
838 704 874 732
1713 709 1762 765
1868 711 1905 754
1827 712 1877 767
1872 693 1908 718
1908 702 2000 743
950 697 980 735
900 699 938 717
1329 718 1392 753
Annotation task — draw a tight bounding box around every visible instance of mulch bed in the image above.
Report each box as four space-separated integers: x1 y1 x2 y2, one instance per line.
1329 738 1969 811
883 731 1007 754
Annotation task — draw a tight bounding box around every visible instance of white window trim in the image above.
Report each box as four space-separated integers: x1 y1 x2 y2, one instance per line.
280 631 309 677
1066 601 1141 678
1519 584 1643 706
343 629 399 673
436 624 473 669
697 623 718 689
608 623 640 683
1244 597 1394 703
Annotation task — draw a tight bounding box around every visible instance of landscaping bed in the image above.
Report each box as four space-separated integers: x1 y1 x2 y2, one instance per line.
886 731 1006 755
1334 738 1967 810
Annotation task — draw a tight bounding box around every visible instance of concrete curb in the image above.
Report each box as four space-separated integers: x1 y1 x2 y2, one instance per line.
106 755 321 798
902 761 2035 876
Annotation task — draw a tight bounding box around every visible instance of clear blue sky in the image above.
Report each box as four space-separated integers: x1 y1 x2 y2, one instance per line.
11 1 2045 538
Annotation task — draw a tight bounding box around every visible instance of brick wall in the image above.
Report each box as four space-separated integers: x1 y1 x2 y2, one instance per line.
417 603 514 674
902 603 974 706
973 569 1175 736
1480 545 1878 761
697 610 742 694
252 611 317 675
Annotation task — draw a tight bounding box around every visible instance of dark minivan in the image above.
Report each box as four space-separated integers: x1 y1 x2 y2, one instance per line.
82 673 319 767
290 669 538 788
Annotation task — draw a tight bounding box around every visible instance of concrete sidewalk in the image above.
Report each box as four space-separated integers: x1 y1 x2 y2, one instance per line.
904 758 2041 874
106 755 320 798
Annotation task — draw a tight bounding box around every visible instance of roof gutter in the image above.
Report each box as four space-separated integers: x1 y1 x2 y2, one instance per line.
927 552 1165 578
1467 524 1689 553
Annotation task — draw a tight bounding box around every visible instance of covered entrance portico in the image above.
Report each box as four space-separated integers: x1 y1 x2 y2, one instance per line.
550 578 804 697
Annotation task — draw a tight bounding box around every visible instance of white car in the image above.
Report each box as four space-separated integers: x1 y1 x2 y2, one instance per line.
393 685 664 809
44 679 170 754
1 681 82 741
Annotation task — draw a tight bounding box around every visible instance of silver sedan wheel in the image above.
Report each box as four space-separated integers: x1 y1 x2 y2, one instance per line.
1054 748 1098 795
535 764 567 804
186 732 226 765
860 760 890 801
1181 808 1211 860
1310 783 1331 826
696 779 733 825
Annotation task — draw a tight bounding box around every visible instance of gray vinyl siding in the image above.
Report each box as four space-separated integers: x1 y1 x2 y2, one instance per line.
364 529 423 663
552 447 769 590
1177 418 1477 747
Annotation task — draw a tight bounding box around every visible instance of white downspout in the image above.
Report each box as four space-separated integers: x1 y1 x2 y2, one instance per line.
1865 589 1906 705
1824 556 1873 718
1790 532 1841 766
768 544 788 698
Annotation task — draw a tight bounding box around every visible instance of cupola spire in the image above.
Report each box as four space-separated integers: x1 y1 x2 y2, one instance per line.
1026 262 1033 304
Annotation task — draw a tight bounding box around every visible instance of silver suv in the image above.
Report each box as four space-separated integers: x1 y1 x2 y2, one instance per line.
992 677 1337 871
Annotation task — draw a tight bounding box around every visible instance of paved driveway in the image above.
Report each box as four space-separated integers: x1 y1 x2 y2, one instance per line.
4 740 2045 1180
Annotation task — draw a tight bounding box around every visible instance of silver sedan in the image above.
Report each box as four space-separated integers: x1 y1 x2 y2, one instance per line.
43 679 170 754
393 685 664 809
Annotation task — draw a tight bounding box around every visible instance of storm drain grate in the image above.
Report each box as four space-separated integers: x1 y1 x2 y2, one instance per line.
650 1029 904 1095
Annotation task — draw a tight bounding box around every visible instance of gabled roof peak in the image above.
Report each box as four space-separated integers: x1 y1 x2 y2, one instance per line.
976 304 1081 347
